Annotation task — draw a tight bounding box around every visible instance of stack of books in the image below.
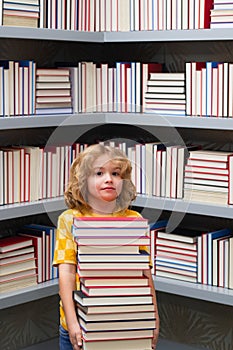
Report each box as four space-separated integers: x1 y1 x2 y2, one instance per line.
210 1 233 29
183 150 233 205
72 216 155 350
2 0 40 28
35 68 72 115
0 235 37 293
19 223 58 283
144 72 186 115
155 227 200 283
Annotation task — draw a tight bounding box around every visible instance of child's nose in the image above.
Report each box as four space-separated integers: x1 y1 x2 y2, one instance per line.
105 173 113 182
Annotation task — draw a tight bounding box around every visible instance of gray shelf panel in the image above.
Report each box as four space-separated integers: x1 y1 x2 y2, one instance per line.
154 276 233 306
134 195 233 219
0 27 104 42
1 27 233 43
105 28 233 42
0 197 66 221
0 279 59 309
2 195 233 222
1 113 233 130
105 113 233 130
0 113 105 130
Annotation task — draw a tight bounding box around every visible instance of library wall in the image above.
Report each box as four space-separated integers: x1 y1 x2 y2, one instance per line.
158 292 233 350
0 295 59 350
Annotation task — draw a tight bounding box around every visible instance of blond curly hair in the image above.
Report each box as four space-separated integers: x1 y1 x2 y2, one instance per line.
64 144 137 213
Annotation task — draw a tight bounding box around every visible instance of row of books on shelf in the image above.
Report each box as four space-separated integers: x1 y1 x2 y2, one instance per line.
0 223 58 293
0 142 88 205
0 60 163 116
186 61 233 118
1 215 232 297
1 140 233 206
1 0 231 31
2 59 233 117
126 142 233 205
150 221 233 290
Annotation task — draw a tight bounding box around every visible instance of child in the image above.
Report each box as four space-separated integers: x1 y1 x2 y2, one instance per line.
53 143 160 350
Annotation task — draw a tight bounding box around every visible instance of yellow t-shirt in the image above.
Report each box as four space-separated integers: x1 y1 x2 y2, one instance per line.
53 207 149 330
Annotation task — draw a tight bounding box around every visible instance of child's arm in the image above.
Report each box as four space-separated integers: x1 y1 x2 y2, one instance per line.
143 268 160 350
59 263 83 350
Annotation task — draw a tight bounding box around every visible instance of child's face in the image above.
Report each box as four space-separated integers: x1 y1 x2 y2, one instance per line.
86 154 123 209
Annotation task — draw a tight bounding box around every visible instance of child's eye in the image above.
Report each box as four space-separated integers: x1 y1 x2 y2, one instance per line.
112 171 121 177
96 171 103 176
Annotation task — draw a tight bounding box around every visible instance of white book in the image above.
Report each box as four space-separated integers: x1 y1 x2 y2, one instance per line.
0 150 4 205
105 0 111 31
166 0 172 30
148 0 153 30
228 63 233 117
171 0 177 30
223 62 229 117
111 0 117 31
218 63 224 117
212 67 218 117
101 63 108 112
165 145 173 198
126 66 132 112
0 67 4 116
155 150 162 197
182 0 189 29
189 0 195 29
108 67 113 112
100 0 106 31
130 62 136 112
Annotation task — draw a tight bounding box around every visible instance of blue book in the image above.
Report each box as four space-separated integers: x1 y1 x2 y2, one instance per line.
207 228 231 285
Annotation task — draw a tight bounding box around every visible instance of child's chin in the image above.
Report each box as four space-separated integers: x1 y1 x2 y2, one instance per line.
101 195 117 202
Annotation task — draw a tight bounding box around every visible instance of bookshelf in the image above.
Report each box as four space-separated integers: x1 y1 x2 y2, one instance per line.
1 27 233 350
1 275 233 311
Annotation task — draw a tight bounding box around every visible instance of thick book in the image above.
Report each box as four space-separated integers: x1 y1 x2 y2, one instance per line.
81 338 152 350
78 261 150 270
77 308 156 322
0 258 37 276
73 290 153 306
0 246 34 259
78 252 150 263
0 273 37 293
157 227 203 243
74 236 150 246
80 276 149 287
79 316 156 332
76 302 155 315
73 216 148 228
0 235 33 253
81 284 152 297
73 227 149 237
188 150 233 162
78 245 140 254
82 329 153 341
78 269 144 278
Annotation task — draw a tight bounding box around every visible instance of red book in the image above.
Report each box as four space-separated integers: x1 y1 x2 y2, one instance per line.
0 235 33 253
73 216 148 228
200 0 214 29
142 62 163 112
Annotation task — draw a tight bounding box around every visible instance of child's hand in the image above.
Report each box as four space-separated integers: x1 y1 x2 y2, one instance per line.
69 323 83 349
152 327 159 349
